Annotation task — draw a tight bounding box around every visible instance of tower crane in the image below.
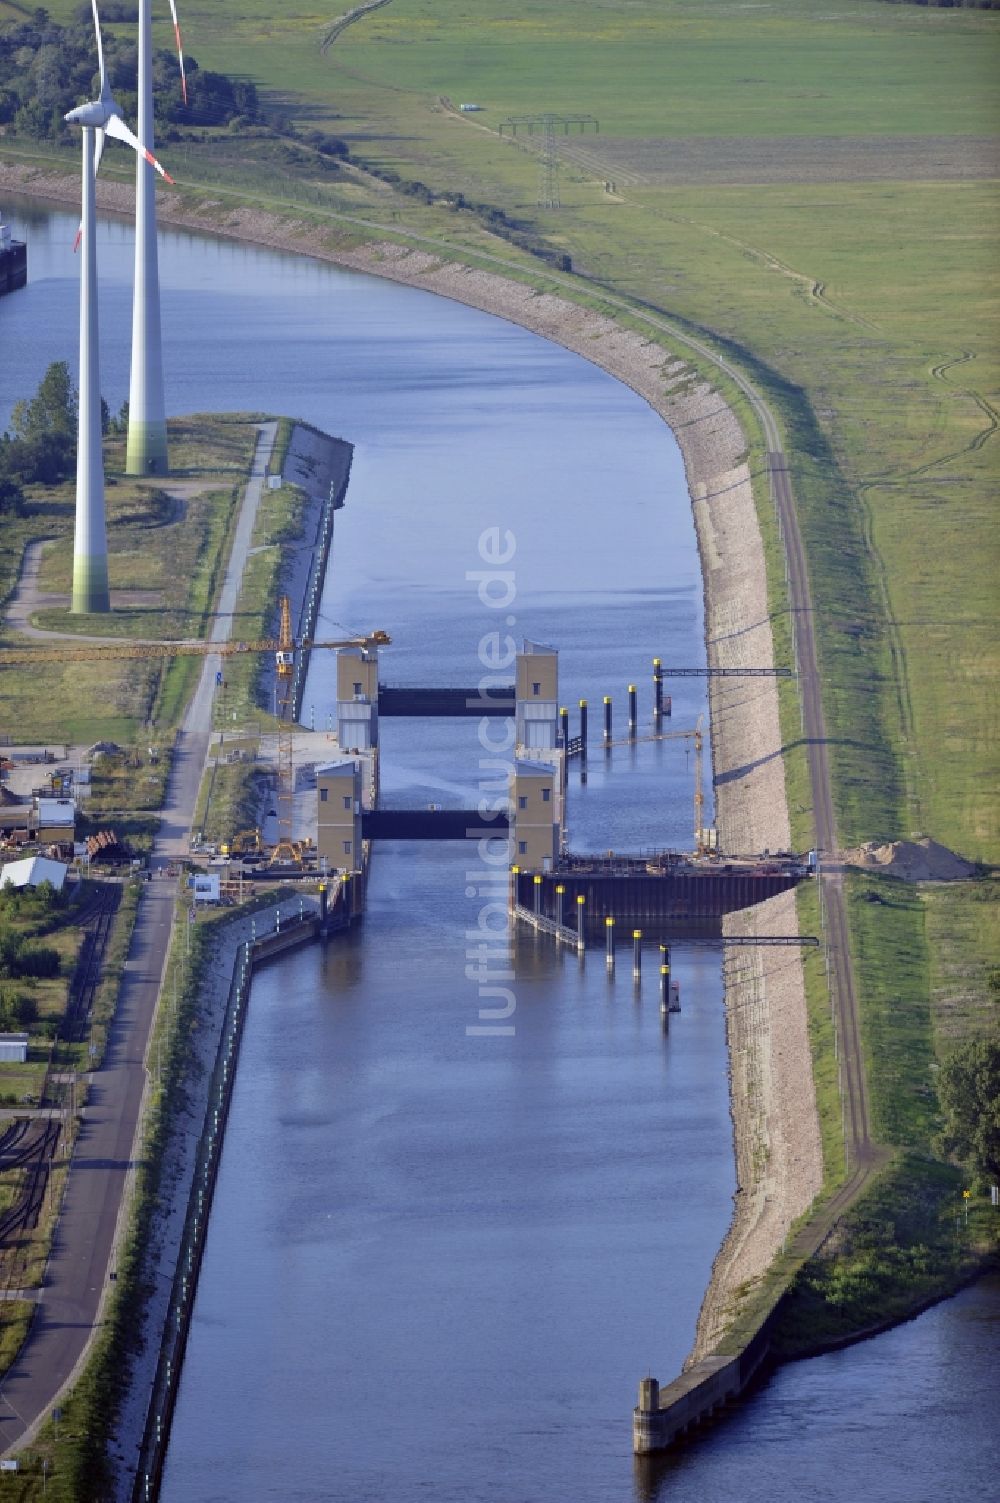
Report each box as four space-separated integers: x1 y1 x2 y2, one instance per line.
0 599 390 862
0 616 390 665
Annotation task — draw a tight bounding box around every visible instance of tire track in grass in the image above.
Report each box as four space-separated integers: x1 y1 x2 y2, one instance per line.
319 0 397 55
850 348 998 829
926 350 998 462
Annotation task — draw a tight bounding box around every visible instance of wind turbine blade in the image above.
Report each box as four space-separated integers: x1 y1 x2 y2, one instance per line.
90 0 106 94
105 113 175 184
166 0 189 106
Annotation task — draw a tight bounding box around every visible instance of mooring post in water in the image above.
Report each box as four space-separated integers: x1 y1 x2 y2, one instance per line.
628 683 638 736
633 928 642 981
318 881 328 934
343 871 351 918
533 873 542 915
633 1378 661 1454
605 915 615 966
659 944 672 1018
576 893 586 951
509 863 519 913
579 698 588 760
555 883 565 930
604 694 613 745
653 658 663 721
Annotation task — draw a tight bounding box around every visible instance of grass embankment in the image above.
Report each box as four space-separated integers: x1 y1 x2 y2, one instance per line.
169 0 999 845
4 0 996 1347
0 414 261 744
279 0 1000 1327
773 868 1000 1352
196 470 310 846
0 401 313 847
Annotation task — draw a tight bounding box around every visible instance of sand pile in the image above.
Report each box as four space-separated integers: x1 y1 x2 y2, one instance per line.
846 838 974 881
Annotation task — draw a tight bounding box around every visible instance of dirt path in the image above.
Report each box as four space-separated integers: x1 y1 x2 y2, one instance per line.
4 539 167 641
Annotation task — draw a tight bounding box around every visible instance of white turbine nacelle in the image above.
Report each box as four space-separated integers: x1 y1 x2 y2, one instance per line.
64 82 174 182
65 1 173 180
64 98 112 128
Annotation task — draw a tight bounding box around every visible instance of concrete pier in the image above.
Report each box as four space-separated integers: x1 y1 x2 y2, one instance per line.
632 1318 774 1454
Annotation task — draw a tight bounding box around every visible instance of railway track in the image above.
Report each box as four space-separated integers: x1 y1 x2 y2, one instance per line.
768 452 878 1186
637 266 884 1196
0 1121 60 1249
62 881 120 1046
0 1121 31 1160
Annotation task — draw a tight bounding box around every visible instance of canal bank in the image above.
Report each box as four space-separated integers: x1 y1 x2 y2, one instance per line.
122 894 354 1503
0 188 820 1482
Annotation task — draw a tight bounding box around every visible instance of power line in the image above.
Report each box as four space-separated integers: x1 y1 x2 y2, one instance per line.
498 113 599 209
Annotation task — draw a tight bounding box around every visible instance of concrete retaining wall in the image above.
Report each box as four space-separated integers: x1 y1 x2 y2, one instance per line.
130 906 331 1501
632 1308 777 1453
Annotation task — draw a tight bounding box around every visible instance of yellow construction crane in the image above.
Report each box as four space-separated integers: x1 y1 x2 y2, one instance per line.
1 599 390 863
0 620 390 665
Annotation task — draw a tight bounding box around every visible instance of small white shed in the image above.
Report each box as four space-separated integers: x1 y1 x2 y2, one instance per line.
191 872 221 903
0 856 68 891
0 1034 29 1064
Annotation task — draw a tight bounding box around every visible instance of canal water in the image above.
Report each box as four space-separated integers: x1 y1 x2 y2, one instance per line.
1 202 995 1500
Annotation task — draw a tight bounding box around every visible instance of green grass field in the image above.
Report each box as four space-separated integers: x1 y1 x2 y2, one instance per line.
87 0 993 862
1 0 997 1406
0 415 261 743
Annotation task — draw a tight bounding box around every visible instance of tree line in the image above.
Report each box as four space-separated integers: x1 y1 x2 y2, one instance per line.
0 5 260 140
0 360 126 515
936 974 1000 1188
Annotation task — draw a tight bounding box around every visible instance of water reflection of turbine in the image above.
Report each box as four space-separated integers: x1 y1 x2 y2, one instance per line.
65 0 174 613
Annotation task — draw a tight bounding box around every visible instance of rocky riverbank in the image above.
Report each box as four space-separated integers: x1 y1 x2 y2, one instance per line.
1 160 825 1367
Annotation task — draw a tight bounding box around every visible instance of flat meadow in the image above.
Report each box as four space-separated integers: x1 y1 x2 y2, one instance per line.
3 0 997 1319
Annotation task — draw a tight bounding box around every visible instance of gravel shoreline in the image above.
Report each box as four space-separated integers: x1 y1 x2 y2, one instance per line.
2 161 824 1367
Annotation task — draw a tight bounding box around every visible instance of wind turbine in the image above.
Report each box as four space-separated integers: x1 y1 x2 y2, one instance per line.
65 0 173 614
125 0 187 477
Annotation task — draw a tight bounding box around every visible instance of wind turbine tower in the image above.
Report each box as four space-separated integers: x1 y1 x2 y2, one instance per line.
66 0 174 613
126 0 186 476
72 96 109 613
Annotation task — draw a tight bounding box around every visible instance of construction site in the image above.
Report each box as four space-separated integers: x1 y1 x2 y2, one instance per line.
1 604 809 932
